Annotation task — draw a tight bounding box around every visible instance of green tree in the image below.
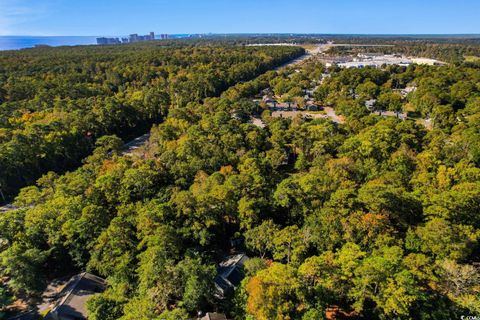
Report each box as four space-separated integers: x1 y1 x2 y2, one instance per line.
411 218 479 260
377 91 403 115
86 293 125 320
244 220 279 259
244 257 269 277
176 257 216 312
245 263 300 320
0 243 48 293
0 286 12 318
157 308 189 320
356 81 378 99
273 225 308 264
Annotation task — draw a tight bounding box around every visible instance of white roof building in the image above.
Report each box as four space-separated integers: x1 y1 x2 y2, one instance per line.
338 56 412 68
411 58 444 66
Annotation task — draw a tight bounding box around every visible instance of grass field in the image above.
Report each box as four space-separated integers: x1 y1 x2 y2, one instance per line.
464 55 480 62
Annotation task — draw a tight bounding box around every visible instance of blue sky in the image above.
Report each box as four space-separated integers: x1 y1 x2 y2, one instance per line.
0 0 479 36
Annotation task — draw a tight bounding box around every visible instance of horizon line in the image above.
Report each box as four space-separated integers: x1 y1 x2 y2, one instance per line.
2 33 480 37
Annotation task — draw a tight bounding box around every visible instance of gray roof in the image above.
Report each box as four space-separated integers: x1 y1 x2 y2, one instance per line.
47 273 105 320
200 313 228 320
0 204 18 212
214 254 248 298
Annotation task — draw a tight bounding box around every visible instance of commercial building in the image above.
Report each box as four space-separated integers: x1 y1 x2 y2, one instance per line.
338 55 412 68
335 54 444 69
411 58 444 66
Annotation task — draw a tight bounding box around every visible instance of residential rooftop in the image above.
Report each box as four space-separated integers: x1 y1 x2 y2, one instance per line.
46 273 105 320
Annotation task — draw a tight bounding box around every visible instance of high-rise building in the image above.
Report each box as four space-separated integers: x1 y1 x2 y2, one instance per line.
97 32 156 46
129 34 139 43
96 37 121 45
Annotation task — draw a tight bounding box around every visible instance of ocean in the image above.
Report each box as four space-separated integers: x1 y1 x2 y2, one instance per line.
0 34 195 51
0 36 98 51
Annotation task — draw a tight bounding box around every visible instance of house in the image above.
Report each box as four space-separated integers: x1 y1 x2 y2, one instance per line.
46 273 106 320
365 99 376 111
200 313 228 320
262 95 277 109
214 254 248 298
306 103 321 111
0 204 18 212
320 73 331 84
275 102 296 111
231 110 249 122
400 86 417 97
262 95 276 103
304 89 315 97
261 88 272 95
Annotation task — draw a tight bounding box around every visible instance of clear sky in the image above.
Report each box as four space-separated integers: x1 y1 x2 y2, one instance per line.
0 0 479 36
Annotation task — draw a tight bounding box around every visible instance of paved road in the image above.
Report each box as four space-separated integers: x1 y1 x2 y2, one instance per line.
4 51 307 209
2 51 323 213
273 44 324 70
0 133 151 211
274 54 311 70
122 51 318 154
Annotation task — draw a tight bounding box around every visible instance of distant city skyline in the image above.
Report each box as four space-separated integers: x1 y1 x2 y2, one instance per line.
1 0 480 36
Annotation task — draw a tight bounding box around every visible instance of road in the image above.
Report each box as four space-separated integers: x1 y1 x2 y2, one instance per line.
0 134 151 211
274 54 311 70
323 107 345 124
273 44 325 70
1 49 321 213
123 50 319 153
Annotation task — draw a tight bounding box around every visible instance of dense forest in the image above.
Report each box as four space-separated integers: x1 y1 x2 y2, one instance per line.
0 43 304 200
1 39 480 320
